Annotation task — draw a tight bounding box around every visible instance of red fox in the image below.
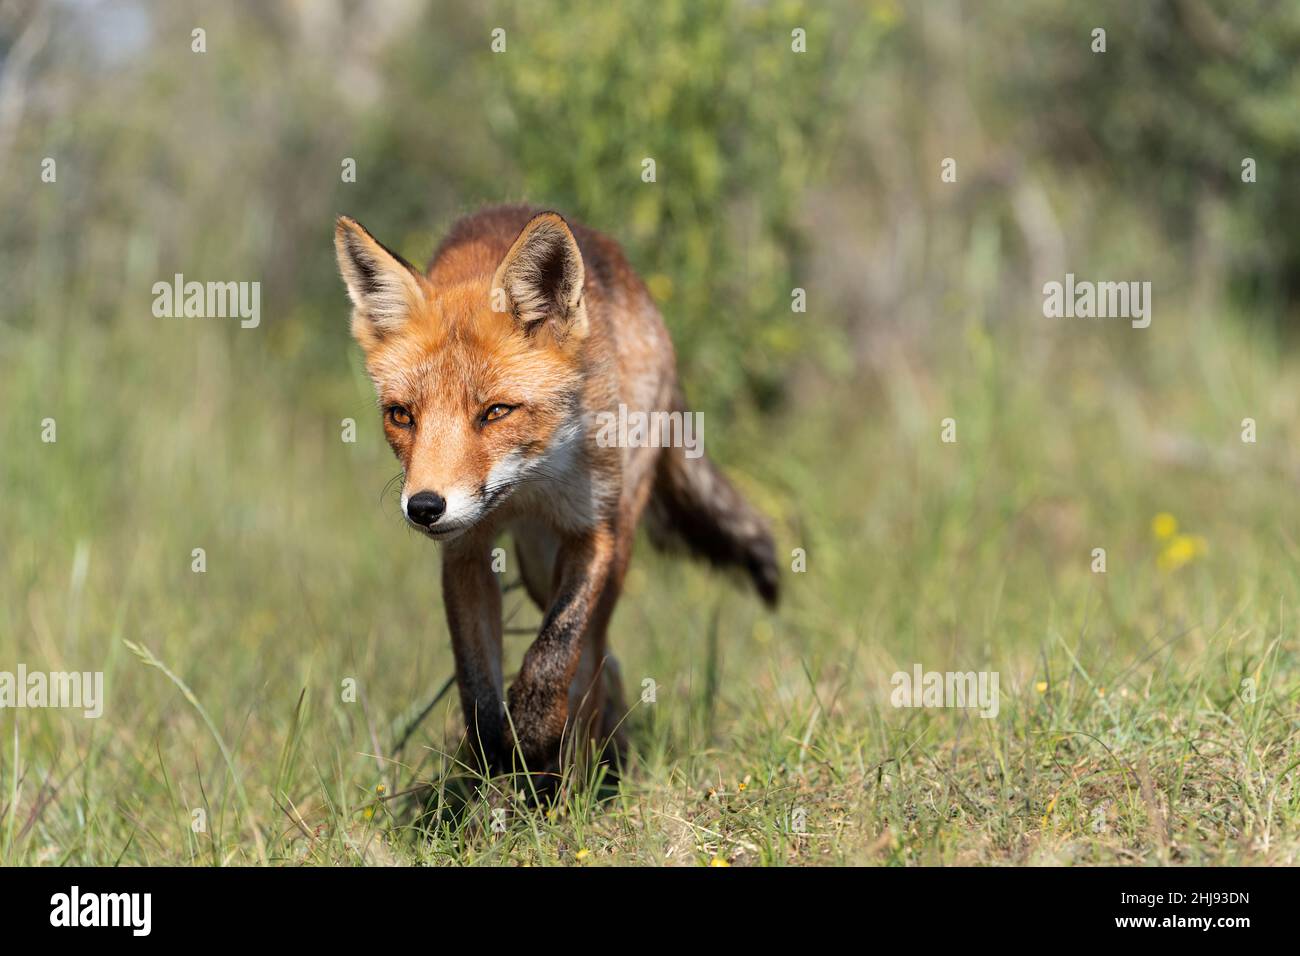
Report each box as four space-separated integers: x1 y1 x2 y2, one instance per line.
334 205 778 780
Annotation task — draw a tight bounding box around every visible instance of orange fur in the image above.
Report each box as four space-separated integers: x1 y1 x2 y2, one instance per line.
335 205 777 785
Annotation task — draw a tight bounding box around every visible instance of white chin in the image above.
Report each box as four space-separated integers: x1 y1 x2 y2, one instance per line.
416 520 473 542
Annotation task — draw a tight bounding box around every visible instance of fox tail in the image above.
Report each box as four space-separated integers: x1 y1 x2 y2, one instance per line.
646 394 779 607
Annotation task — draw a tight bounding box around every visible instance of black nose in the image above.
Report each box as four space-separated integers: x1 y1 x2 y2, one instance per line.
406 491 446 526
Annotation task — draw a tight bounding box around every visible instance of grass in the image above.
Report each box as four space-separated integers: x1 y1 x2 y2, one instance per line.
2 298 1299 866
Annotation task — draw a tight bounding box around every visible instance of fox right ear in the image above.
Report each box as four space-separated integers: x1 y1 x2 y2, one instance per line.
492 212 587 341
334 216 425 341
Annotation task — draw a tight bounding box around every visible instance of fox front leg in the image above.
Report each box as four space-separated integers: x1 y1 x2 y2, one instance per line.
506 526 615 775
441 539 507 773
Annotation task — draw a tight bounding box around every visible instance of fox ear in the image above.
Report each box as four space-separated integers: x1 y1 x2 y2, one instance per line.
334 216 425 342
492 212 586 339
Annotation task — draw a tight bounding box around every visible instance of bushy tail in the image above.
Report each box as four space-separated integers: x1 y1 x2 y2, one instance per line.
646 412 779 607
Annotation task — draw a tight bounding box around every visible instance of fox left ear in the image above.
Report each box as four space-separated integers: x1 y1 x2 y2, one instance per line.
334 216 426 345
492 212 587 340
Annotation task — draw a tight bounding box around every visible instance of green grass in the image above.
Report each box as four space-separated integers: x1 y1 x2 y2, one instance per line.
2 303 1299 866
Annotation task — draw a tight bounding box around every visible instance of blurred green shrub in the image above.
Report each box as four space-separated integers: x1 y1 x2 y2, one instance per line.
481 0 884 414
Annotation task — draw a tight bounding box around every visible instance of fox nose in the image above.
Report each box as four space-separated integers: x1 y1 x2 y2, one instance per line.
406 490 446 526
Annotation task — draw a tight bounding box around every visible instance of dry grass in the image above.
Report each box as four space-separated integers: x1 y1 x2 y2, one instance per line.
2 307 1299 866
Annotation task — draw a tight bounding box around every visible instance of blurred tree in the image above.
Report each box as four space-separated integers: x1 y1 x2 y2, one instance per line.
998 0 1300 318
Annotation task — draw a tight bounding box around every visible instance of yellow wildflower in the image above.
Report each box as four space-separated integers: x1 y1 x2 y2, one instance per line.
1158 533 1208 571
1151 513 1178 540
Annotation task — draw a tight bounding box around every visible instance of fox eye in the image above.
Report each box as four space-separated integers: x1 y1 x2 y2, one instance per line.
387 405 414 428
482 403 515 424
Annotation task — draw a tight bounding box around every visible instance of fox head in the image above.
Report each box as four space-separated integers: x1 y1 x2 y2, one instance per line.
334 212 589 541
